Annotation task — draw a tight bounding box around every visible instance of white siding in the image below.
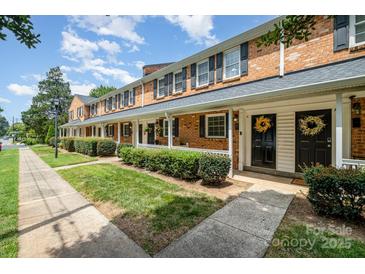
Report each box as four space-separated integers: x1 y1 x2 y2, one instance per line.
276 112 295 173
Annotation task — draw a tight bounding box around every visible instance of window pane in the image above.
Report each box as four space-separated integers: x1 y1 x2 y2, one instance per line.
207 115 225 137
224 49 240 78
355 22 365 34
158 79 165 96
198 73 208 86
356 32 365 43
356 15 365 23
175 72 182 92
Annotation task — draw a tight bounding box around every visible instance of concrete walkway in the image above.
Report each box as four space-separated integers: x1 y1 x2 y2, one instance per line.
156 182 297 258
18 148 148 258
53 156 119 171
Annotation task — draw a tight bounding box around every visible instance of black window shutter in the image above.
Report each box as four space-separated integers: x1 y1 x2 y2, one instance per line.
199 115 205 138
182 67 187 92
168 73 173 95
209 55 215 84
225 113 229 138
174 118 179 137
132 88 136 105
153 79 157 99
334 15 349 52
120 124 124 136
104 99 106 112
240 42 248 75
112 125 115 137
216 52 223 82
191 63 196 89
159 119 164 137
117 94 121 108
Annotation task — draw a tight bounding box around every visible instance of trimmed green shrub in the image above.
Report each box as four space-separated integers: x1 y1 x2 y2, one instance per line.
61 137 75 152
198 153 231 185
97 139 117 156
117 143 133 158
24 138 38 146
303 166 365 220
74 138 98 156
119 146 134 164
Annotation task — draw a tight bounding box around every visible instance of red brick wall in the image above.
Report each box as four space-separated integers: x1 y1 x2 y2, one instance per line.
351 97 365 159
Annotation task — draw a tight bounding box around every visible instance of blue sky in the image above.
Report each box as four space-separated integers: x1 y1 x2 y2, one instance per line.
0 15 275 122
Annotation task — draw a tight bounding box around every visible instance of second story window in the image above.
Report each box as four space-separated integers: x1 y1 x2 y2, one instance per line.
123 91 129 107
350 15 365 47
77 107 83 118
174 71 182 93
129 90 134 105
107 97 112 111
158 77 165 97
197 59 209 87
69 111 74 120
224 47 240 79
112 96 116 110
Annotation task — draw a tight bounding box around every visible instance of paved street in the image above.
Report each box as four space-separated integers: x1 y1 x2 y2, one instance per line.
18 147 149 258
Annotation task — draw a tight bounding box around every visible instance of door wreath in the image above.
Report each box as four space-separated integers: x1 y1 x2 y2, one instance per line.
254 116 272 133
299 115 326 136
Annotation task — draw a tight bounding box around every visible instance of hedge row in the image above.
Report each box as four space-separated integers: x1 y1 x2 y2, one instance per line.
303 165 365 220
119 147 231 184
60 137 116 156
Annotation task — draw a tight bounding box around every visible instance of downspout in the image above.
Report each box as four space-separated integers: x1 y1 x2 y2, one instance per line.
140 80 144 107
279 29 285 77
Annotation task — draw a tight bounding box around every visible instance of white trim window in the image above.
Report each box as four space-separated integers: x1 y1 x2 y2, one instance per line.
158 77 165 98
163 119 175 137
197 59 209 87
206 114 226 138
129 90 134 105
123 123 130 136
173 71 183 93
112 96 116 110
224 47 240 79
350 15 365 47
77 107 83 118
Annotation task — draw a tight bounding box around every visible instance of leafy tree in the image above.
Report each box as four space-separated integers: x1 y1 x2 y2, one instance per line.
89 85 116 98
0 106 3 113
0 115 9 137
7 122 26 141
22 67 72 141
0 15 40 48
45 124 55 144
258 15 317 48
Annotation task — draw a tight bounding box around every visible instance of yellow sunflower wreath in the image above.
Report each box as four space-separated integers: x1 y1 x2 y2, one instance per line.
254 116 272 133
299 115 326 136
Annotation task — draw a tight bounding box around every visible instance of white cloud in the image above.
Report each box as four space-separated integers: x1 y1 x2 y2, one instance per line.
7 83 37 96
20 74 44 82
70 83 97 96
0 97 11 103
134 60 145 71
128 44 140 52
165 15 219 47
61 30 99 61
70 16 145 45
98 40 121 55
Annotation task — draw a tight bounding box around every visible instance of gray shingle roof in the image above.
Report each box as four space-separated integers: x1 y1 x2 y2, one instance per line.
75 94 95 104
61 57 365 128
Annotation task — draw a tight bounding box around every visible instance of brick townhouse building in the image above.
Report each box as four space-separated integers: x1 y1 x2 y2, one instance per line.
61 15 365 177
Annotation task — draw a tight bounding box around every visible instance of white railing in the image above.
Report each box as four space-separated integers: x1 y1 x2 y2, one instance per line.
136 143 229 155
342 158 365 169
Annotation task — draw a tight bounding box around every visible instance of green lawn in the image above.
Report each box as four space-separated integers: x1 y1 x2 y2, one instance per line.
31 145 97 168
266 224 365 258
0 149 19 257
58 163 223 255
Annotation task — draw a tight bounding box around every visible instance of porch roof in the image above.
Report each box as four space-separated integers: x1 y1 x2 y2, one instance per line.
61 57 365 128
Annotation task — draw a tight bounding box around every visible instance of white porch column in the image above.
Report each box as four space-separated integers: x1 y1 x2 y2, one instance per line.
238 109 245 170
117 122 121 144
228 108 233 177
168 116 173 149
336 93 343 167
136 119 140 148
101 124 105 138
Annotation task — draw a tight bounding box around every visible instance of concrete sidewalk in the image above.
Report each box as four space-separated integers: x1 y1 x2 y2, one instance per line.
18 148 148 258
156 183 296 258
